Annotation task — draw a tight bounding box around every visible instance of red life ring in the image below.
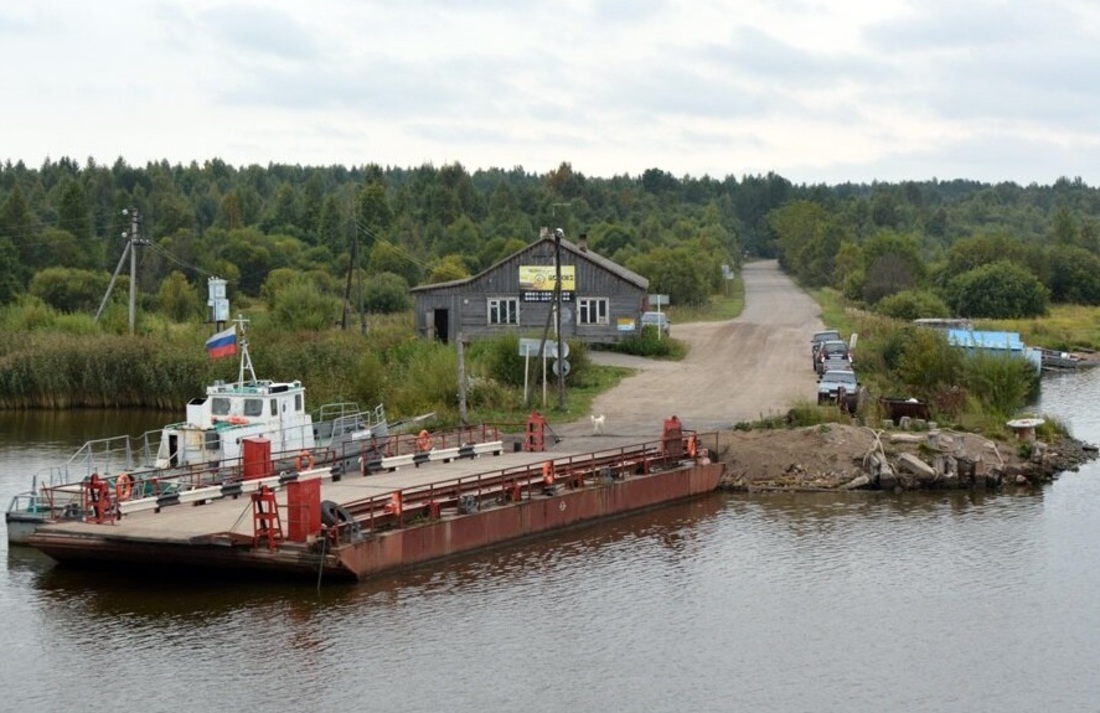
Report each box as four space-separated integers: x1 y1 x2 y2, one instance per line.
115 473 134 501
686 435 698 459
416 430 432 452
296 451 315 471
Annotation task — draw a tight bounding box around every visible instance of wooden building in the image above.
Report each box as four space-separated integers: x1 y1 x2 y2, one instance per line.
410 231 649 345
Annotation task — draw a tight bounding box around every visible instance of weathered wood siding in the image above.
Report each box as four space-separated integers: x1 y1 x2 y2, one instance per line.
413 241 647 345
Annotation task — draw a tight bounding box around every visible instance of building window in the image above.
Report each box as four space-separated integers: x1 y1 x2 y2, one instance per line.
488 297 519 325
578 297 609 325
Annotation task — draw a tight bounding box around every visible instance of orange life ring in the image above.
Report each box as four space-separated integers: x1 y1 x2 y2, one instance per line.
542 461 554 486
686 434 698 459
296 450 315 471
115 473 134 501
416 430 432 452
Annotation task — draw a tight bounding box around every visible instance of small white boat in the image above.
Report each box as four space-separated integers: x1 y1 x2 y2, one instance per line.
5 319 390 544
1040 348 1083 371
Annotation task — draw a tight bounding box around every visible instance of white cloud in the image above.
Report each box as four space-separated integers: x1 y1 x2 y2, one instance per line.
2 0 1099 185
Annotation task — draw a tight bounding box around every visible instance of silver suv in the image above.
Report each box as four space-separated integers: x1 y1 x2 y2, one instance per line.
640 311 671 337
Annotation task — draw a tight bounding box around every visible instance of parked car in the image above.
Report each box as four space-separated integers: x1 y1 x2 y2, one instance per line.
815 339 852 375
817 368 861 412
819 356 853 375
640 311 671 337
811 329 842 367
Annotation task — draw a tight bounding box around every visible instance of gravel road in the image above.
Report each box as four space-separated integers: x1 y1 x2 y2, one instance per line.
550 259 825 443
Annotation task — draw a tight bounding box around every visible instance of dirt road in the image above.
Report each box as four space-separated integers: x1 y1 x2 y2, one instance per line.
543 260 1091 487
553 260 824 440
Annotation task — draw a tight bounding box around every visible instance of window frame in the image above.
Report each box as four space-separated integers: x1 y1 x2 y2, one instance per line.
487 297 520 325
577 297 609 326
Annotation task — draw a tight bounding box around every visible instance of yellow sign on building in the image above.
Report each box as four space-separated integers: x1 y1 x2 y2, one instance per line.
519 265 575 292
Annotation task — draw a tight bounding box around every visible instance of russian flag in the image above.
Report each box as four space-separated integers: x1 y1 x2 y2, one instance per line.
205 326 237 359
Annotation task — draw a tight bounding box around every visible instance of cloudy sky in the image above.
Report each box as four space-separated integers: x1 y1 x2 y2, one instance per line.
3 0 1099 186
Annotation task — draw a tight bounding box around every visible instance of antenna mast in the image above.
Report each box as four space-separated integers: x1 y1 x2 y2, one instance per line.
234 314 257 386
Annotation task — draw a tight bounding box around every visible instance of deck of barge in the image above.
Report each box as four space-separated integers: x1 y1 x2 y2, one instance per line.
30 430 691 543
28 428 724 582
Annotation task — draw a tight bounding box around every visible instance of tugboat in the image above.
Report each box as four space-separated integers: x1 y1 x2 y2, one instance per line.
5 317 390 544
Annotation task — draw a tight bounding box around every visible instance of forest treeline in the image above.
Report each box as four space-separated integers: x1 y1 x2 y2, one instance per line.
1 156 1099 326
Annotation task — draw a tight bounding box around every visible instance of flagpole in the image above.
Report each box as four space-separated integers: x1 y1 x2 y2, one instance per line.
235 314 255 386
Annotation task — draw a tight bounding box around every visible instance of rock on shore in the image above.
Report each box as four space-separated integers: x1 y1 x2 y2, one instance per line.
714 424 1098 492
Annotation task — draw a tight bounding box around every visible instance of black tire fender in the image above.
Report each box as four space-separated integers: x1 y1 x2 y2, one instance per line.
320 499 353 527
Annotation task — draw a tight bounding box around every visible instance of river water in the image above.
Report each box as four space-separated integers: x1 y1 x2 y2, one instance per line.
2 372 1100 713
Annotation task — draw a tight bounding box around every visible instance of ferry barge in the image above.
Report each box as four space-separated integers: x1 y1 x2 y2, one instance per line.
27 416 724 584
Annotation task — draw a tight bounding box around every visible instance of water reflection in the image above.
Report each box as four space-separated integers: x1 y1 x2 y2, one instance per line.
0 409 175 447
5 378 1100 713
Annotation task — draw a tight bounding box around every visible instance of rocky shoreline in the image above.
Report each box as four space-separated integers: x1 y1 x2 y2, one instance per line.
713 424 1099 493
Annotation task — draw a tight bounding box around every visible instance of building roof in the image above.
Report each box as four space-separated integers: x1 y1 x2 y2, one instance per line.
409 234 649 293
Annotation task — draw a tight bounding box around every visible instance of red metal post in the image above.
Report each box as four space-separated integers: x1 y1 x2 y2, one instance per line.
525 411 546 452
663 416 684 459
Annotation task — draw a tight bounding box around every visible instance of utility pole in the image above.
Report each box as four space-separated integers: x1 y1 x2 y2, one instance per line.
95 208 148 332
554 228 566 411
128 209 140 334
456 331 468 425
342 203 357 331
549 203 572 413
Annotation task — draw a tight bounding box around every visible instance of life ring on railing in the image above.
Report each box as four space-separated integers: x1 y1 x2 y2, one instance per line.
115 473 134 501
686 434 698 459
416 430 432 452
296 450 315 471
542 461 554 486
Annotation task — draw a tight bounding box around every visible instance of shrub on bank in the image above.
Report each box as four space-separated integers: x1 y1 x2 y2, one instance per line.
612 325 684 358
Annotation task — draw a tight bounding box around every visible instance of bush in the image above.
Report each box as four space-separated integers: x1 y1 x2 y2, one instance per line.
962 352 1039 417
29 267 112 313
892 327 965 401
471 334 527 388
159 271 203 322
875 289 951 321
613 325 677 357
271 278 341 330
363 272 412 314
946 261 1049 318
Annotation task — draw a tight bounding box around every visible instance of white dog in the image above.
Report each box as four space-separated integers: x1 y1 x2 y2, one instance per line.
590 414 606 434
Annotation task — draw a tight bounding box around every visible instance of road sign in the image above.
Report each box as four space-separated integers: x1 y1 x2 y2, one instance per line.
552 359 571 377
648 294 669 308
518 338 570 359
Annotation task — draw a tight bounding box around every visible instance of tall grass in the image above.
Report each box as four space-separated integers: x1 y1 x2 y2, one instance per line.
979 304 1100 352
0 305 608 431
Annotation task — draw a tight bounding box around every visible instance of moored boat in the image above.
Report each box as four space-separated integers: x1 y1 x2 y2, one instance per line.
1040 348 1085 371
5 318 394 545
26 421 724 584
